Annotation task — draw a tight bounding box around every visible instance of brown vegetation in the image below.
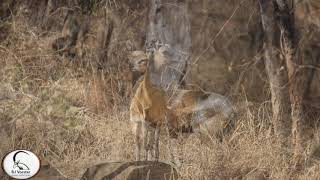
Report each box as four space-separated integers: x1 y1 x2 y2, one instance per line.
0 0 320 179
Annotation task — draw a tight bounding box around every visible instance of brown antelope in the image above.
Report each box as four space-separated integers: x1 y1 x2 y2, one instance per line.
129 47 235 164
129 50 179 162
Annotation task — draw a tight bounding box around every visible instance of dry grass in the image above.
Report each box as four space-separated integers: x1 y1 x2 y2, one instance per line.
1 4 320 180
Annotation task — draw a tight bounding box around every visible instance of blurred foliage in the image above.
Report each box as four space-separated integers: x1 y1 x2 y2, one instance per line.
78 0 104 14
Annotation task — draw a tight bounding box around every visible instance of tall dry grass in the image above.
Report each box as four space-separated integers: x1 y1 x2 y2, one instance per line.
1 5 320 180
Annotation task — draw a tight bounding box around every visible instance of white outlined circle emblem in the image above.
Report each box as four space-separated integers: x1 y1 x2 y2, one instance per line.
2 150 40 179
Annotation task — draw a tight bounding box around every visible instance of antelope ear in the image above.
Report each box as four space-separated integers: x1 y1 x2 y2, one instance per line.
146 51 153 59
127 53 133 62
128 51 136 61
125 40 134 51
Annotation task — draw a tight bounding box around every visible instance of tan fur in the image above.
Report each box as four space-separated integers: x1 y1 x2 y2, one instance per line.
129 49 235 162
129 50 177 161
170 90 206 122
130 69 168 127
169 89 235 142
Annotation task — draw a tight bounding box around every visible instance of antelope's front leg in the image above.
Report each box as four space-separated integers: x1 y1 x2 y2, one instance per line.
166 124 181 167
143 123 155 161
133 122 142 161
154 125 160 161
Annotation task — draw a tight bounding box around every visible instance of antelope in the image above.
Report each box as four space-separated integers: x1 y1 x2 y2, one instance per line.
129 50 178 161
129 47 235 163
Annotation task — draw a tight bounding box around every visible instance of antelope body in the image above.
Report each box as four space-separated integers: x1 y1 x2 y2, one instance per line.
129 51 178 161
129 47 235 162
169 89 235 142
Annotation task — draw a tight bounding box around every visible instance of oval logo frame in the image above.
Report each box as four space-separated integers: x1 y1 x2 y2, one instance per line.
2 150 40 179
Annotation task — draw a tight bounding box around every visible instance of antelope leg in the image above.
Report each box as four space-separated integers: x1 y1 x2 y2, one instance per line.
134 122 142 161
154 125 160 161
142 122 149 161
146 124 155 161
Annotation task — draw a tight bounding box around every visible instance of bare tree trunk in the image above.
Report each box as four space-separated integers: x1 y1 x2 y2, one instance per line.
258 0 291 141
147 0 191 91
260 0 315 163
273 0 315 163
